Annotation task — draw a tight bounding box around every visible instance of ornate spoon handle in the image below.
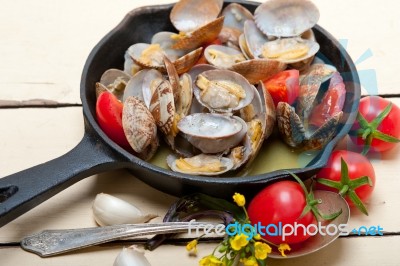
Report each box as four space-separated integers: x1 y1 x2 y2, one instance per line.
21 222 208 257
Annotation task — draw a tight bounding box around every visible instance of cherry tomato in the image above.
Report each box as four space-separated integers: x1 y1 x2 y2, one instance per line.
96 91 130 149
248 181 317 245
350 96 400 153
315 150 375 215
263 70 299 107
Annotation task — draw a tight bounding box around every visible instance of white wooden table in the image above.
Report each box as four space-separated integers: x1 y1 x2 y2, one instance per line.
1 0 399 265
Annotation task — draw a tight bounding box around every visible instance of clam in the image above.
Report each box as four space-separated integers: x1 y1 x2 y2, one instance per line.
238 34 252 60
219 3 254 47
164 56 180 101
124 51 141 76
151 31 189 61
171 17 225 50
127 43 202 74
254 0 320 38
240 82 275 169
142 69 164 108
221 3 254 30
98 69 131 100
218 27 242 48
204 45 246 69
167 154 234 176
149 80 176 136
123 69 163 107
242 20 270 59
170 0 224 50
122 97 158 160
170 0 223 33
178 113 247 154
277 64 345 150
261 37 320 64
230 59 286 84
176 73 193 117
193 69 255 113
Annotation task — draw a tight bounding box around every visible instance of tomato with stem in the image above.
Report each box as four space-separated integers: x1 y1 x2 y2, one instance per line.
315 150 375 215
349 96 400 154
248 173 341 245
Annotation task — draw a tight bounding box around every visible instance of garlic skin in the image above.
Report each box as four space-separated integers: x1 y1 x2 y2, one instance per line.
92 193 157 226
113 245 151 266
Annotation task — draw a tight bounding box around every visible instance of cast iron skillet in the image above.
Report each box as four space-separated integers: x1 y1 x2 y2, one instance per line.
0 0 361 227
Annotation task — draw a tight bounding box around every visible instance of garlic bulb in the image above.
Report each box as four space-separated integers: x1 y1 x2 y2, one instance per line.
92 193 157 226
113 245 151 266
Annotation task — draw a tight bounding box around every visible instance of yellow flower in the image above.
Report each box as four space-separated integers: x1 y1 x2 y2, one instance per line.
232 193 246 207
254 242 272 260
253 234 261 240
199 255 223 266
229 234 249 251
186 239 198 254
278 243 291 257
240 256 258 266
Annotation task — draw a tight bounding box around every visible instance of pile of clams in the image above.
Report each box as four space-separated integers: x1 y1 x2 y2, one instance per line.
95 0 346 176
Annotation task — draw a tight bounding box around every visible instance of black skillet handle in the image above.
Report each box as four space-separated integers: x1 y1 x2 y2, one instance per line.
0 131 129 228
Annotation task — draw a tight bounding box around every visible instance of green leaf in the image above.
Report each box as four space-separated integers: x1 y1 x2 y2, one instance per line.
349 176 373 189
340 158 350 184
314 207 342 220
356 111 370 128
370 102 392 128
298 205 312 220
373 130 400 143
316 178 343 190
348 190 369 215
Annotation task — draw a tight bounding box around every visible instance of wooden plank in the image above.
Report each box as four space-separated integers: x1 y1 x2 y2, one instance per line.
0 236 399 265
0 0 175 104
0 0 398 105
1 99 400 243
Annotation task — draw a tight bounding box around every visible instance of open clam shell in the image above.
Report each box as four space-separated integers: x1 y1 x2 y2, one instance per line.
238 34 252 60
204 44 246 69
170 0 223 33
254 0 320 37
151 31 189 61
218 27 242 48
193 69 255 113
178 113 247 154
167 154 234 176
261 37 320 64
176 73 193 117
171 16 225 50
243 20 270 59
123 69 163 104
173 47 203 75
99 69 131 100
128 43 202 75
128 43 166 70
231 59 286 84
222 3 254 30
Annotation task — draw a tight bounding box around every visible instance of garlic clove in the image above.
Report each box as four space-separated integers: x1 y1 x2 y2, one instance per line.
113 245 152 266
92 193 157 226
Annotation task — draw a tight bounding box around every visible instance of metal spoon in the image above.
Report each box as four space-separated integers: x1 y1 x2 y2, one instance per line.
21 221 213 257
21 191 349 258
